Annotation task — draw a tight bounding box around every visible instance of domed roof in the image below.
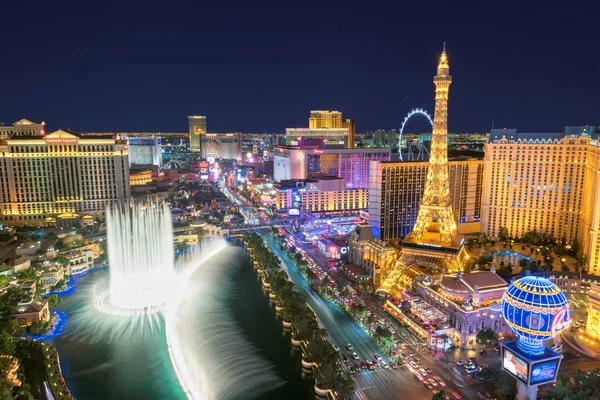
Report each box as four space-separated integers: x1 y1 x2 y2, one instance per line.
440 275 470 300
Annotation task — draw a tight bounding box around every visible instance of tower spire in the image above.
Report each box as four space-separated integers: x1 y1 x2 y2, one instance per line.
378 48 468 296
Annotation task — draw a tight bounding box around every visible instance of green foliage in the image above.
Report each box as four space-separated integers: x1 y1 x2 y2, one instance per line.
495 373 515 400
498 227 509 241
47 294 61 308
29 320 47 336
0 288 28 322
476 328 498 343
44 232 58 240
15 270 37 283
54 256 70 267
53 279 66 291
0 331 15 356
0 277 10 288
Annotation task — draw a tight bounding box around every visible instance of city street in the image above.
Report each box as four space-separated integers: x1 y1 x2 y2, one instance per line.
259 231 475 399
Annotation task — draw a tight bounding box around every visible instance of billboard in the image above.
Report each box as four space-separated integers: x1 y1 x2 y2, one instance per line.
288 188 302 217
503 348 528 383
274 154 291 182
530 359 560 385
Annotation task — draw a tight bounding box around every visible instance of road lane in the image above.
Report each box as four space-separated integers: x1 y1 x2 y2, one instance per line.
258 232 432 400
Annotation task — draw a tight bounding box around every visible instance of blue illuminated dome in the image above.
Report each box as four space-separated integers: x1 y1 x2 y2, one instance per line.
501 276 571 355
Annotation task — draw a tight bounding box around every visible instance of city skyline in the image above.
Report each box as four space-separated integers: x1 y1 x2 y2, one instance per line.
1 2 598 134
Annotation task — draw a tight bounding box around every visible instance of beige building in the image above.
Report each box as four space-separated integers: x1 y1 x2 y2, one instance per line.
482 126 600 274
368 157 484 242
60 249 94 275
0 129 131 226
274 178 368 213
0 119 45 139
309 110 343 129
13 299 50 327
348 224 398 286
586 283 600 341
36 263 65 288
401 270 509 347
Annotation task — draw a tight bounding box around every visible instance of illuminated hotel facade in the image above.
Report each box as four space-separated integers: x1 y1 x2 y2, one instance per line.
285 110 355 149
482 126 600 274
309 110 343 129
0 119 45 139
0 130 130 226
273 146 390 189
368 158 484 241
188 116 206 151
274 177 368 214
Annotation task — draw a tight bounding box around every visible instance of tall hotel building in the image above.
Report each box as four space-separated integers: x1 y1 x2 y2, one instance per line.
188 116 241 161
273 146 391 189
188 116 207 151
482 126 600 274
0 129 130 226
369 158 484 241
286 110 355 149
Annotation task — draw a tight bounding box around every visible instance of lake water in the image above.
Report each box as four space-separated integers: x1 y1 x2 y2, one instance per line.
48 243 313 400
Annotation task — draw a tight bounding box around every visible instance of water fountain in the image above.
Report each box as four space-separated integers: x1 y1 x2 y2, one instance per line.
75 202 282 400
96 203 185 314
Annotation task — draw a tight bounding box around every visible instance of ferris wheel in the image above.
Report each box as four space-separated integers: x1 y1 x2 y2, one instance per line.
398 108 434 161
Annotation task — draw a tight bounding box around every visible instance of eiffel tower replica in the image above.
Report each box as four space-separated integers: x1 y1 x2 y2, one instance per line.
378 46 469 296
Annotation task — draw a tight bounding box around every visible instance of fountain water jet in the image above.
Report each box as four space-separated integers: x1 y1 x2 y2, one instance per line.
101 203 185 313
71 203 281 400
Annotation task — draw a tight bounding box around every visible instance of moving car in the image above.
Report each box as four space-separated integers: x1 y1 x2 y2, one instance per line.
428 378 438 387
346 343 353 350
389 361 397 369
419 367 428 376
342 354 348 362
466 367 478 374
352 352 359 360
434 376 446 387
381 361 389 369
457 360 467 366
469 357 478 362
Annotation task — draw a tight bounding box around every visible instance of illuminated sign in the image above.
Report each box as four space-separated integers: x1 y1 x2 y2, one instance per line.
45 137 78 144
551 308 571 336
193 127 206 135
503 348 528 383
340 247 348 254
198 161 210 174
530 359 559 385
128 139 157 146
290 188 302 209
288 209 300 216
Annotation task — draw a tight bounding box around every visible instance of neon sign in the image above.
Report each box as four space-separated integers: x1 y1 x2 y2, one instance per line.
551 308 570 336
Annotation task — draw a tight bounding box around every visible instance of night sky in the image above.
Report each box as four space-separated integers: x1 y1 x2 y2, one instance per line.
1 1 598 134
